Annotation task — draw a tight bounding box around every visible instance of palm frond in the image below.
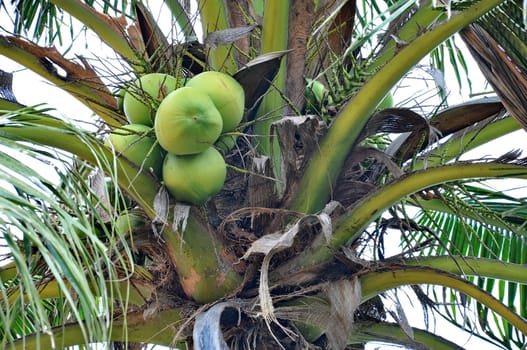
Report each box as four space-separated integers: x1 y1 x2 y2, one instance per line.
429 35 474 101
477 0 527 70
4 0 134 46
409 182 527 349
0 105 135 347
460 1 527 130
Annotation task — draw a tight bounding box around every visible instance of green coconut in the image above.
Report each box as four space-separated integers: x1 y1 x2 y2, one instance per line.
106 123 165 177
304 79 332 114
123 73 179 126
155 86 223 155
116 86 126 113
115 212 145 235
185 71 245 132
305 79 326 106
162 147 227 205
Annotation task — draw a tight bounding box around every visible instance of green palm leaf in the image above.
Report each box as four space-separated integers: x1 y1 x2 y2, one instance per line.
0 105 136 347
411 182 527 348
8 0 133 46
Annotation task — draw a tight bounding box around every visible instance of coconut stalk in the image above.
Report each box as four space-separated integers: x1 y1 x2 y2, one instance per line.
161 206 242 302
291 0 504 215
276 161 527 278
10 308 187 349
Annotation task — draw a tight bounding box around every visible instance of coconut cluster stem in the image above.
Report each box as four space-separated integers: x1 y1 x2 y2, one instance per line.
0 114 241 302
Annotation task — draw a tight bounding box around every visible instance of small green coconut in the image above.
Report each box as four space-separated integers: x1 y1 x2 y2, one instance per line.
123 73 179 126
116 86 126 113
115 212 145 235
155 87 223 155
106 123 165 177
214 134 238 155
185 71 245 132
162 147 227 205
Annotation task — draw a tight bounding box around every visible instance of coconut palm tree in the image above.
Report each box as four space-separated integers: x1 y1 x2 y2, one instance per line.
1 0 527 349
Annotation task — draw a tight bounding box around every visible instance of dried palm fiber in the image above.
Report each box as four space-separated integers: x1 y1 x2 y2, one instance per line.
460 8 527 130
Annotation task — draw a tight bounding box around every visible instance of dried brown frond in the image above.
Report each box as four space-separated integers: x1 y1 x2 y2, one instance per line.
460 24 527 131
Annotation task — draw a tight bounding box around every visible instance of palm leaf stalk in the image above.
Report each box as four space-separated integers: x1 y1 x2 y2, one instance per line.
50 0 139 65
406 256 527 284
359 266 527 334
10 308 186 349
165 0 197 40
353 0 445 73
278 161 527 277
0 113 157 212
253 0 290 156
282 256 527 348
0 36 123 126
350 321 464 349
291 0 504 215
196 0 238 73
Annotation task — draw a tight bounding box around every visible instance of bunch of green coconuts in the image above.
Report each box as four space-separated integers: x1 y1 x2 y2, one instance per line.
107 71 245 205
